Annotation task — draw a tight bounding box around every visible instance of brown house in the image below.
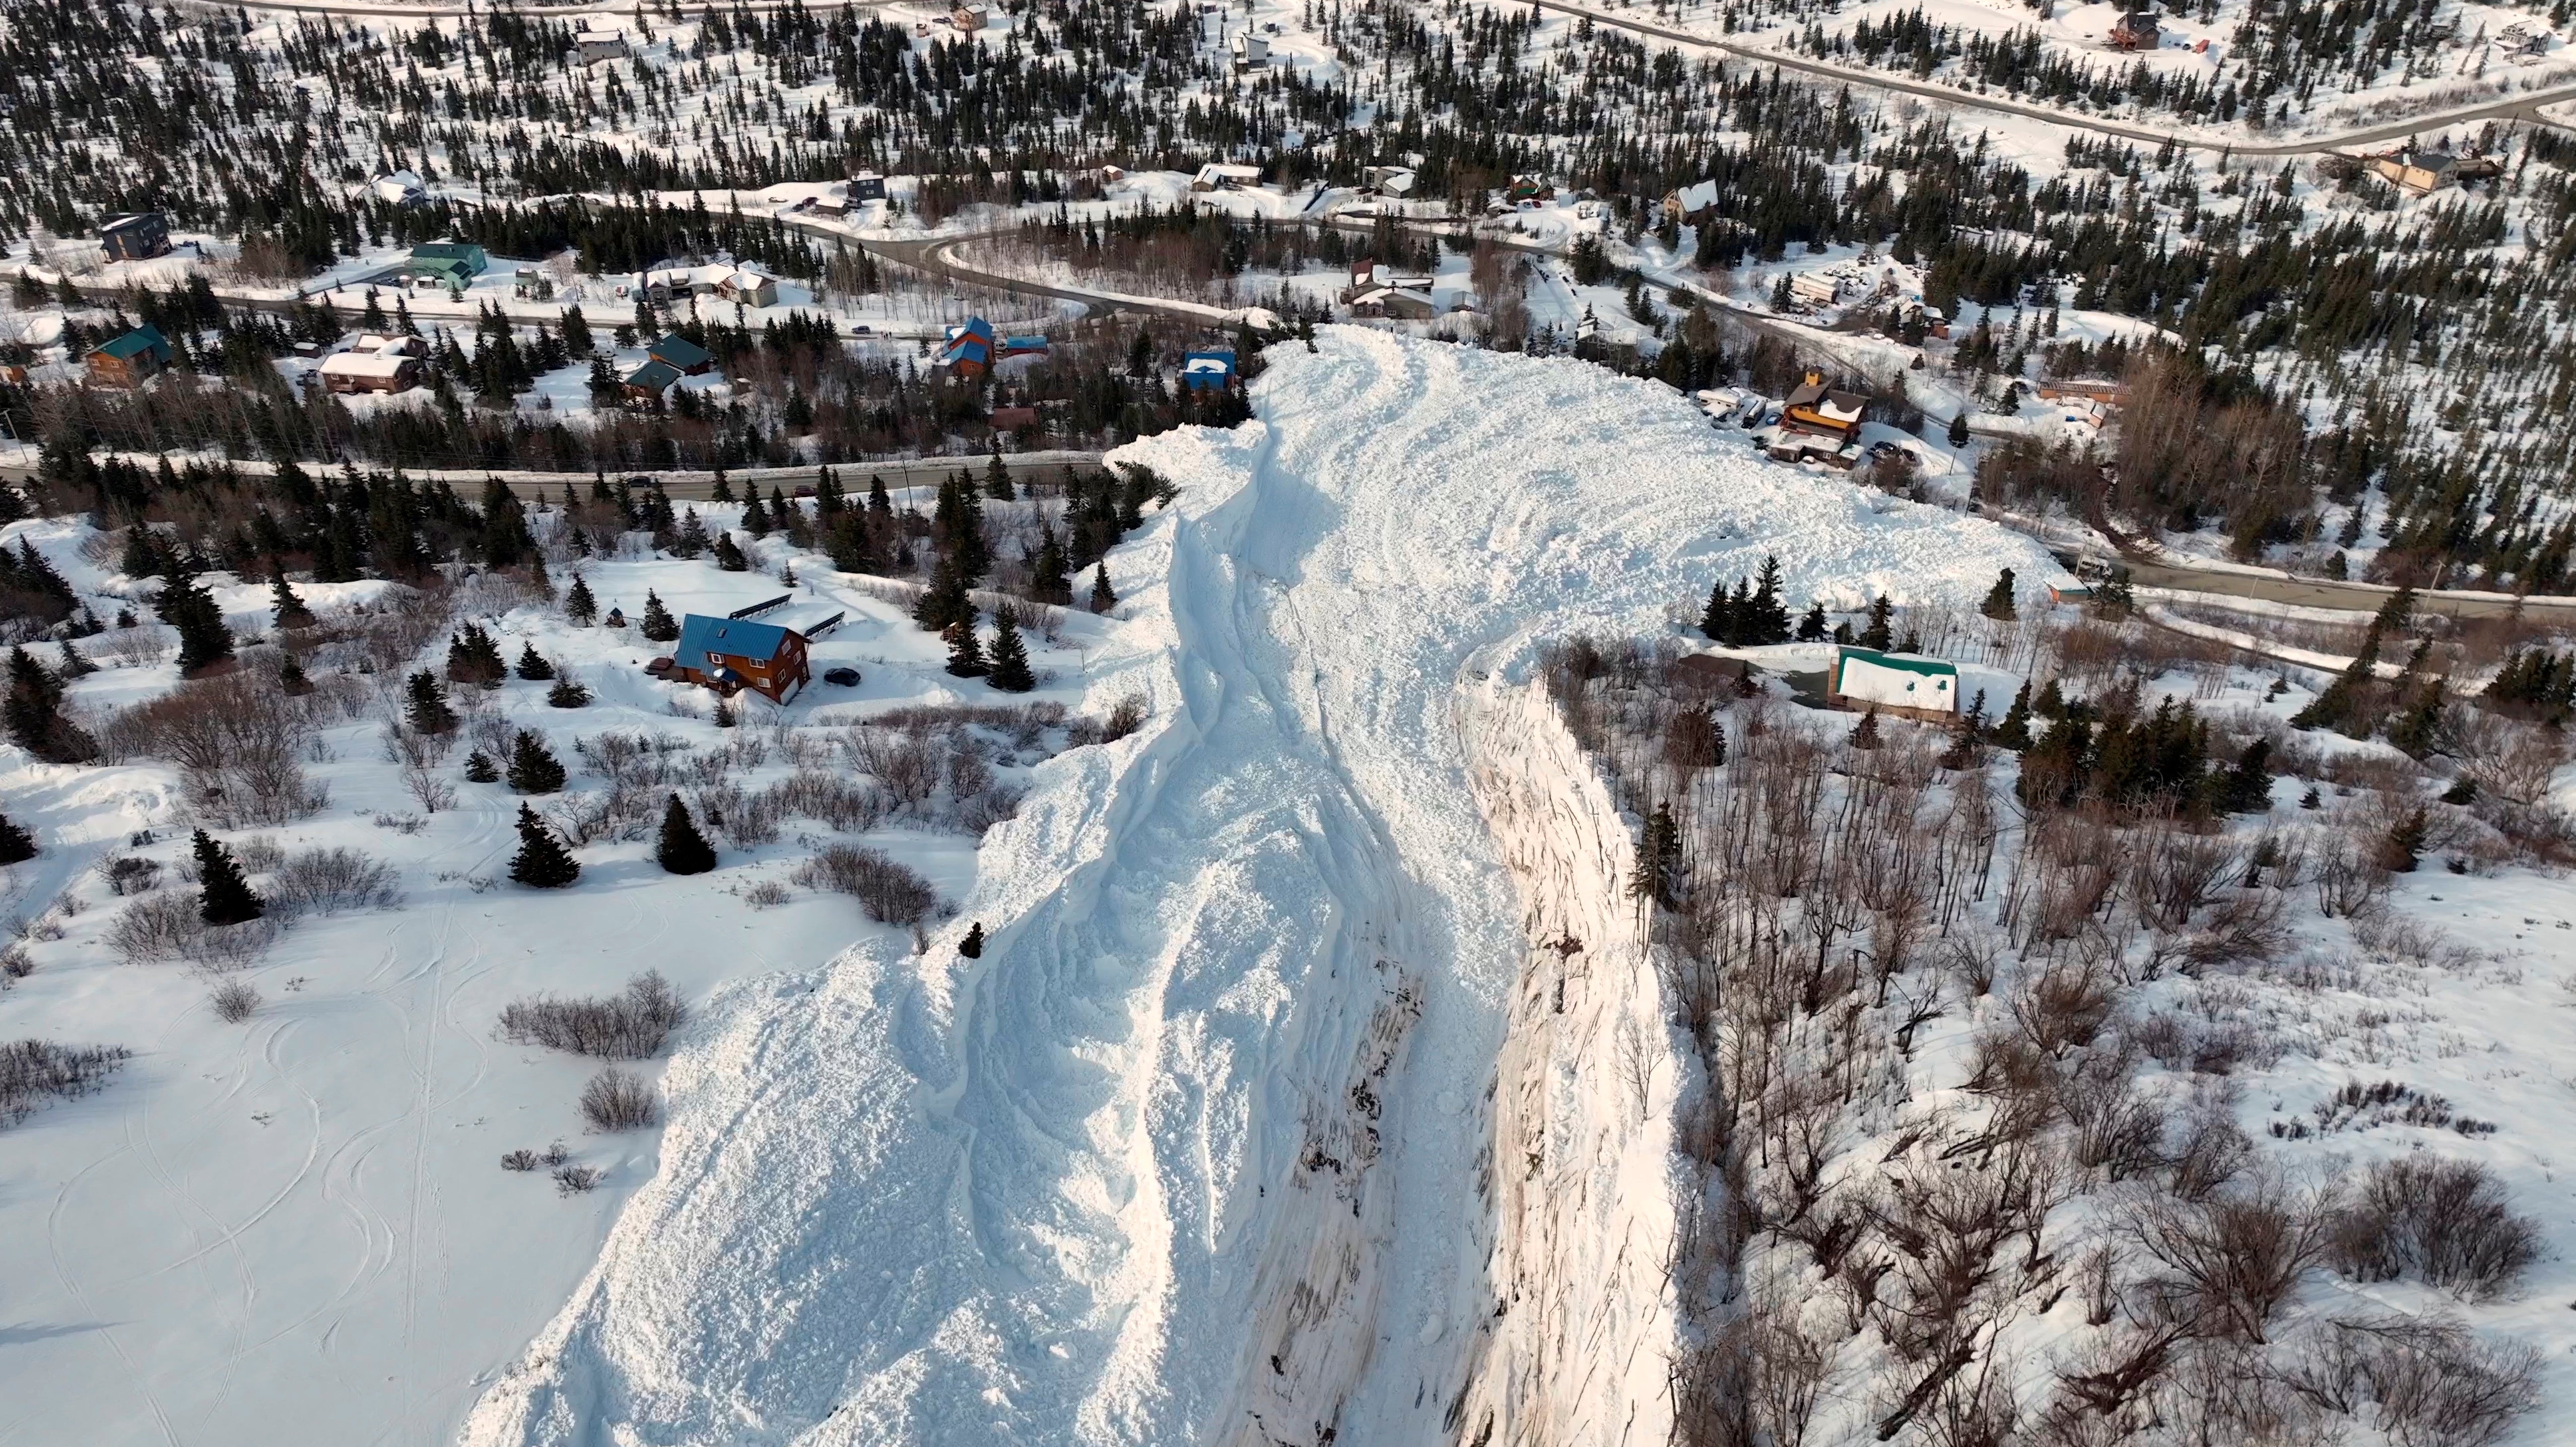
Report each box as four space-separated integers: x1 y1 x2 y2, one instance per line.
650 613 812 704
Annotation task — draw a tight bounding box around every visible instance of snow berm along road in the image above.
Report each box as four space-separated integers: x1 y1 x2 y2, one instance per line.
461 329 2058 1445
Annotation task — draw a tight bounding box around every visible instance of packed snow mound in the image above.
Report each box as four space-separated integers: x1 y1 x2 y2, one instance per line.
461 329 2057 1446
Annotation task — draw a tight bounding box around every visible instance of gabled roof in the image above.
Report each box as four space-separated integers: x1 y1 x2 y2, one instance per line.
95 324 170 361
674 614 797 672
320 350 415 378
1835 646 1956 678
1673 179 1719 213
102 212 164 234
646 334 713 369
411 241 484 263
624 358 683 390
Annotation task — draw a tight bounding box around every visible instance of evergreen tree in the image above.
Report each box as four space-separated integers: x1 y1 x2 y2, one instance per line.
984 453 1015 501
1992 681 2035 751
640 590 681 642
656 795 717 875
2385 679 2446 758
406 670 458 734
508 730 567 794
1031 525 1071 606
1857 595 1894 651
463 749 500 782
2034 679 2068 718
1980 568 2018 621
1851 708 1883 749
548 677 592 708
912 556 971 632
120 526 165 579
565 572 598 625
0 807 33 865
5 645 93 762
959 922 986 959
480 478 533 567
508 804 580 888
515 644 556 681
945 614 990 677
157 574 235 675
1947 412 1971 448
709 470 735 504
192 829 264 926
277 653 312 696
1626 801 1682 907
2380 807 2429 874
1699 577 1734 641
270 567 315 630
1748 555 1793 643
987 612 1036 692
447 623 506 685
2219 739 2275 814
742 491 772 537
1796 602 1828 641
1089 563 1118 615
671 508 709 559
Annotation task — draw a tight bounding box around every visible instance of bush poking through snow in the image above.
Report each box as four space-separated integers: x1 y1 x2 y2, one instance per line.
0 1039 130 1128
500 1149 539 1171
210 979 259 1023
553 1164 604 1195
2288 1313 2543 1447
1103 693 1146 742
795 845 942 925
741 879 790 908
97 855 162 895
498 973 686 1059
268 847 402 916
108 892 207 964
578 1068 659 1131
2327 1157 2541 1302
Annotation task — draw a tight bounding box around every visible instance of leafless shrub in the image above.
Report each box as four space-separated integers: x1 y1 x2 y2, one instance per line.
549 780 662 845
553 1163 605 1195
741 879 791 908
0 1038 131 1127
0 944 30 981
192 918 280 971
1672 1277 1837 1447
2451 710 2563 807
794 844 943 925
2164 1081 2254 1203
848 727 941 806
497 973 686 1059
2350 910 2482 971
956 783 1025 837
761 770 886 832
97 669 328 826
541 1139 570 1166
370 812 428 835
106 892 203 964
2010 957 2118 1058
500 1148 539 1171
269 847 402 916
2327 1157 2540 1301
2128 1169 2334 1343
2311 830 2391 918
2286 1313 2542 1447
1102 692 1147 742
209 978 259 1023
96 855 163 896
578 1068 659 1131
404 765 458 814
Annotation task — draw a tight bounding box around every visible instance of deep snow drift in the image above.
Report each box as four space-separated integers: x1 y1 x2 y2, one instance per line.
460 329 2060 1445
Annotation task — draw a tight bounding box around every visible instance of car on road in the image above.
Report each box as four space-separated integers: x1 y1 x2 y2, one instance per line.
824 667 861 686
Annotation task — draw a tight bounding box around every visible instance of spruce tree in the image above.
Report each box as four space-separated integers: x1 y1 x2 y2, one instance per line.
565 572 598 625
1947 411 1971 448
158 574 235 675
742 491 772 538
986 612 1036 692
1699 578 1734 641
5 646 84 761
447 624 506 685
640 590 681 642
945 614 990 677
278 654 312 696
1857 595 1894 651
508 804 580 888
0 808 35 864
2380 807 2429 874
1993 682 2035 751
463 750 500 782
1089 563 1118 614
270 568 315 630
1980 568 2017 621
1851 708 1883 750
2220 739 2274 814
1031 525 1071 606
57 639 95 678
1626 802 1682 907
548 677 592 708
406 671 457 734
985 453 1015 501
1796 602 1828 641
1749 555 1793 642
508 730 567 794
656 795 717 875
192 829 264 925
958 922 986 959
514 644 555 680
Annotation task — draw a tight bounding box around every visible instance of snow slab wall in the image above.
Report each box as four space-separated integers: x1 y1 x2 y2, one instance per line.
1449 676 1699 1447
459 328 2061 1447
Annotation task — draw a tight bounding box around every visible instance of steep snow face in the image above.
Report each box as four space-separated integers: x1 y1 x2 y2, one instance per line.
462 329 2058 1446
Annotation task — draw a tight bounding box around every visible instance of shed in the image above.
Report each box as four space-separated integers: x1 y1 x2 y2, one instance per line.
951 3 988 30
1788 272 1842 307
662 614 813 704
101 212 172 263
717 268 777 306
1825 646 1959 721
1232 32 1268 66
1350 286 1437 320
87 325 173 387
646 333 715 375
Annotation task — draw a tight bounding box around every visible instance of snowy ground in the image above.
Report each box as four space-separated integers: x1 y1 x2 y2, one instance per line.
454 327 2056 1444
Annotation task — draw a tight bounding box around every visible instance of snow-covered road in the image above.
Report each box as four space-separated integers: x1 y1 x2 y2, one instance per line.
461 330 2057 1445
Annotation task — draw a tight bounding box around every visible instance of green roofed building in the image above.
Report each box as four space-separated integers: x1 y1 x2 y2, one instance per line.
87 324 172 387
405 240 487 287
647 333 715 375
1825 645 1960 722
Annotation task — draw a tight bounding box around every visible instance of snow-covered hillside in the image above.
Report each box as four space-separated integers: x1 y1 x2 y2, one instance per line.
458 328 2057 1445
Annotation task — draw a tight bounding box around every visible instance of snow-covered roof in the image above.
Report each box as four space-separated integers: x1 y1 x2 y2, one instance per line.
319 351 415 379
1832 647 1958 713
1673 179 1719 213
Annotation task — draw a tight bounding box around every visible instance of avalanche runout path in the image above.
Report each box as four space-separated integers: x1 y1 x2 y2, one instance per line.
462 330 2055 1446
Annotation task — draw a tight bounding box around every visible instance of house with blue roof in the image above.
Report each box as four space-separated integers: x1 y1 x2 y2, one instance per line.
1181 349 1237 390
941 317 1049 378
650 613 812 703
87 324 173 387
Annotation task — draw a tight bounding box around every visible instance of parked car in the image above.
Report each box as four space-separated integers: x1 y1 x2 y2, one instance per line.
644 656 675 676
824 667 862 687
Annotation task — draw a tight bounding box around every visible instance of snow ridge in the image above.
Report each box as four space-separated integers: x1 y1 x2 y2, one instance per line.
461 329 2059 1446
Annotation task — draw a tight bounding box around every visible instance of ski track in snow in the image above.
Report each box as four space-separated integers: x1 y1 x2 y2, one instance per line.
459 329 2060 1446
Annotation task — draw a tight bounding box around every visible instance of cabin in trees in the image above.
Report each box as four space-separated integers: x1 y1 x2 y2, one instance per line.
649 604 837 704
372 171 429 207
100 211 171 262
1190 162 1265 192
647 333 716 376
939 317 1049 376
622 358 683 406
2108 9 2159 49
849 172 888 202
1826 647 1960 722
1781 371 1868 443
405 240 487 289
87 325 172 387
319 336 423 394
2363 150 2495 194
1663 179 1719 224
950 3 988 31
1350 287 1438 320
575 31 628 62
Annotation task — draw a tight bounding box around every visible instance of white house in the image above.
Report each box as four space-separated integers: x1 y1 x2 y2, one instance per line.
1825 646 1959 721
1789 272 1843 307
1232 32 1269 66
371 171 428 207
575 31 628 62
1190 162 1266 192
